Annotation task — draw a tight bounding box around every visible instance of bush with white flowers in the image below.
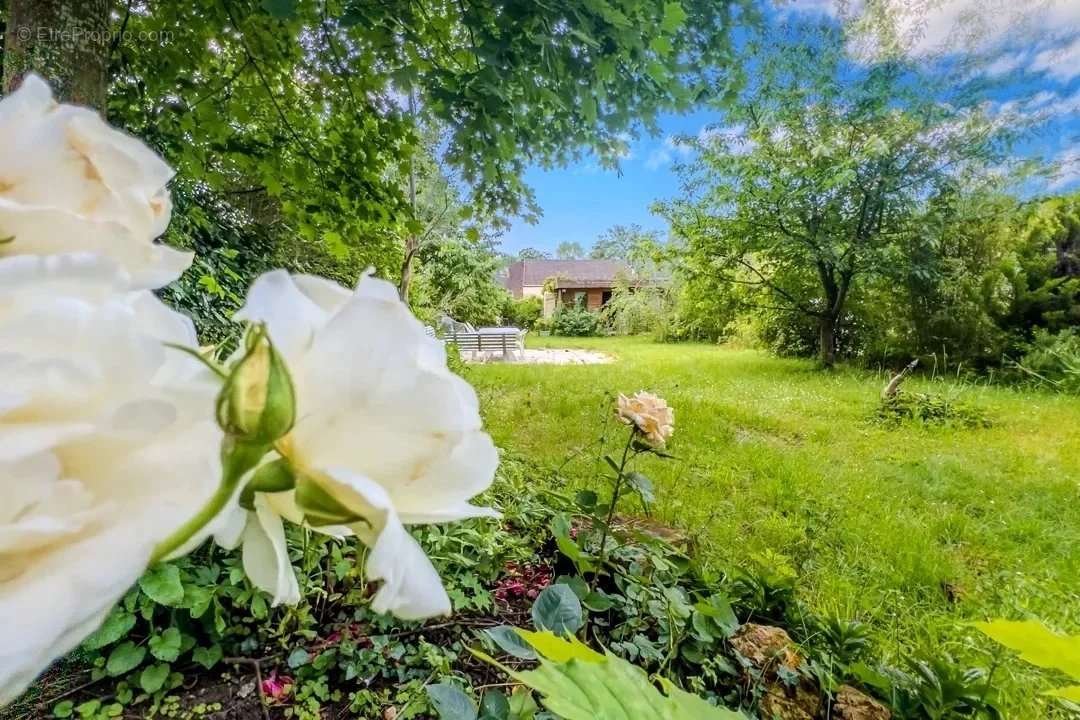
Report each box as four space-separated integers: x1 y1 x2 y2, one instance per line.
0 76 497 705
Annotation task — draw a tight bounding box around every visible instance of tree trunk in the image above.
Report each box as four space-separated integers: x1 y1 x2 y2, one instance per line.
398 90 418 303
3 0 110 113
819 314 837 367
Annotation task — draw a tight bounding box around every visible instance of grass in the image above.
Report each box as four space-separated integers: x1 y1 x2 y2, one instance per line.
468 335 1080 710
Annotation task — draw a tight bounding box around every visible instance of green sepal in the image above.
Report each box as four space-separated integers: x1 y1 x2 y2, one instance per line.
295 474 365 526
239 458 297 510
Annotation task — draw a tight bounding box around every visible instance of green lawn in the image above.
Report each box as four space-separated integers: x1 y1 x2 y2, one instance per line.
469 335 1080 707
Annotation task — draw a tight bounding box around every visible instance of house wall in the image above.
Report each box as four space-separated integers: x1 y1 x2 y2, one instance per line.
541 287 608 318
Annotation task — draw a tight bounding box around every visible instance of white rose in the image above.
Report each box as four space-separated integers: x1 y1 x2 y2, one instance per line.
0 254 221 704
222 270 499 619
0 74 190 289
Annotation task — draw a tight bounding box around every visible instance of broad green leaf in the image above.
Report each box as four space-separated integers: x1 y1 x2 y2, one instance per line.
485 625 537 660
81 609 136 651
53 701 74 718
480 688 510 720
139 663 171 694
1048 686 1080 701
106 642 146 676
193 645 223 670
583 590 616 612
531 585 583 635
149 627 182 662
427 683 478 720
139 565 184 607
975 620 1080 679
495 631 745 720
515 630 604 664
287 648 311 668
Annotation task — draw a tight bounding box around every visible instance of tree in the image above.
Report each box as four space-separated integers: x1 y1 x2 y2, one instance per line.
3 0 109 110
661 25 1013 365
556 241 585 259
516 247 551 260
590 224 655 260
417 239 508 326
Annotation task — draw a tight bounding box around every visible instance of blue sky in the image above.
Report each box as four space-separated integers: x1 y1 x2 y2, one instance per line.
501 0 1080 256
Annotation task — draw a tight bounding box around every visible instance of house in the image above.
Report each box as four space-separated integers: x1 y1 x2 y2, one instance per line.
504 259 638 318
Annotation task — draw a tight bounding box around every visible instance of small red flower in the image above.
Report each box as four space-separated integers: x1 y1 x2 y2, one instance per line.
493 562 553 605
261 669 294 702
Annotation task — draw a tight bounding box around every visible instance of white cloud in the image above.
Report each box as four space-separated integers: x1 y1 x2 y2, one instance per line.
644 135 694 169
784 0 1080 83
774 0 842 18
1048 147 1080 190
1044 89 1080 118
1031 35 1080 83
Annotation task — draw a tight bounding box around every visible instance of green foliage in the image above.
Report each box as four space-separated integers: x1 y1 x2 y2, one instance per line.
976 620 1080 702
551 306 600 336
660 24 1016 365
600 279 676 338
1015 328 1080 394
854 653 1003 719
876 389 990 428
418 240 510 326
478 631 746 720
556 241 585 260
472 336 1080 716
530 585 584 636
503 296 544 331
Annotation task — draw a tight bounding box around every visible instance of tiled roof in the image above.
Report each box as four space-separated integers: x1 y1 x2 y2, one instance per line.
519 259 630 285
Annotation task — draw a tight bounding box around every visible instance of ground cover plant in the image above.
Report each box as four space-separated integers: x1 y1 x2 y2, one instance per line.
469 336 1080 715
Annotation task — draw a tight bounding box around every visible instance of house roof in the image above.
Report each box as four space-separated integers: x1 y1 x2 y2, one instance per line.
518 259 631 286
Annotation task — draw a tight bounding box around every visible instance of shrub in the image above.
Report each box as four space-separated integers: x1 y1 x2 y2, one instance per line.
503 296 543 330
1015 327 1080 393
551 305 599 336
876 389 990 428
599 282 674 337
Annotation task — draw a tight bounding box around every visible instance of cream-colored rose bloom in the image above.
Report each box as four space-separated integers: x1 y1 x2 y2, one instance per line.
0 255 221 704
222 270 499 619
0 75 189 289
617 391 675 446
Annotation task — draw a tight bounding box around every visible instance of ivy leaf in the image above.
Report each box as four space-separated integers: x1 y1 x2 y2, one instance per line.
106 642 146 677
484 626 537 660
287 648 311 668
149 627 183 662
426 683 478 720
81 609 136 651
52 701 74 718
139 663 171 694
531 585 584 636
139 565 185 607
193 645 224 670
583 590 617 612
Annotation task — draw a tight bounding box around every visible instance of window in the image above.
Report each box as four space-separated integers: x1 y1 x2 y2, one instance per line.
573 291 587 309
